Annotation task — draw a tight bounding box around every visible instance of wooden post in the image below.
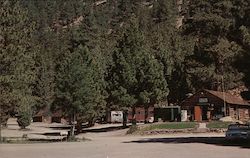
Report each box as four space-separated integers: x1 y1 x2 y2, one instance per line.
0 106 2 143
70 111 76 138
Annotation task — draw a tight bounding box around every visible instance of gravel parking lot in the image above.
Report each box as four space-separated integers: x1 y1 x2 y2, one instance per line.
1 131 250 158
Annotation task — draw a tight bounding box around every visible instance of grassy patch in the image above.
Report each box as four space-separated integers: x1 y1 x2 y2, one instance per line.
141 122 197 132
207 121 232 129
127 125 139 134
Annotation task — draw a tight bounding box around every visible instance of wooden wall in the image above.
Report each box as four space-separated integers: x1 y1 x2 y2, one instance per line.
128 107 154 123
181 90 250 121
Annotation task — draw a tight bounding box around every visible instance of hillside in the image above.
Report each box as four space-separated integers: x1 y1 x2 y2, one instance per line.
1 0 250 130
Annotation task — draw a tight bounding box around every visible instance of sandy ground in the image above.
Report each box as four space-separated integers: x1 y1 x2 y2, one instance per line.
1 120 250 158
1 118 69 139
1 133 250 158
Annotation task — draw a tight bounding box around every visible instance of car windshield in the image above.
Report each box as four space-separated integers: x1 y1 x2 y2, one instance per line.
228 124 250 130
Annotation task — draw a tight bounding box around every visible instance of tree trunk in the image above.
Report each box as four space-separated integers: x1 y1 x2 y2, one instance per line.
122 110 128 128
132 106 136 125
76 120 82 134
87 117 95 127
106 106 111 123
70 112 76 138
144 106 148 124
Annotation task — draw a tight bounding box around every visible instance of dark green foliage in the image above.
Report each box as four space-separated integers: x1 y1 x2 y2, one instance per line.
183 0 244 91
109 17 168 117
55 44 106 121
0 0 37 128
53 18 107 131
233 0 250 88
238 26 250 87
17 105 32 129
1 0 250 131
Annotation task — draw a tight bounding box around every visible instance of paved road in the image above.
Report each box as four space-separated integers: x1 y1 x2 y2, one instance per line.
1 132 250 158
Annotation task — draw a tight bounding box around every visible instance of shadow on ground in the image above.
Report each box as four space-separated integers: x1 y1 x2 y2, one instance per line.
82 125 130 133
49 126 71 130
49 124 130 133
123 137 250 149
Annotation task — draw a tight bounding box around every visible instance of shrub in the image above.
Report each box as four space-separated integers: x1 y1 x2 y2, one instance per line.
17 109 32 129
126 125 139 134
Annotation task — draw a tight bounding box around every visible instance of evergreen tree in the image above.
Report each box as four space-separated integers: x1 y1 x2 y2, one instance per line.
54 21 107 135
233 0 250 87
0 0 37 129
17 98 33 129
55 45 106 135
146 0 193 103
3 0 250 133
238 26 250 87
109 17 168 125
183 0 243 91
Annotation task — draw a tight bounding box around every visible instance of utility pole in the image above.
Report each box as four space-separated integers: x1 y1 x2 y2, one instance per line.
220 60 227 117
222 75 227 117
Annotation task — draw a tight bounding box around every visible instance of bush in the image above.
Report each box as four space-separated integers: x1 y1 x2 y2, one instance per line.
16 97 34 129
67 135 77 142
126 125 139 134
17 109 32 129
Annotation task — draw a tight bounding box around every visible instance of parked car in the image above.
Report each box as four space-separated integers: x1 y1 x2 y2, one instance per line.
225 123 250 140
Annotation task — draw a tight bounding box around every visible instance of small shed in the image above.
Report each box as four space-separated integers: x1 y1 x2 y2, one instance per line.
33 106 51 123
154 106 181 122
181 89 250 122
127 106 154 123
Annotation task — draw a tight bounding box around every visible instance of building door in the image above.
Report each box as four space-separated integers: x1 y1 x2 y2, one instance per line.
202 106 208 120
194 106 202 121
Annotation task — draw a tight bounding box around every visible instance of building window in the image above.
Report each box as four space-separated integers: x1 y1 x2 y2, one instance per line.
199 98 208 103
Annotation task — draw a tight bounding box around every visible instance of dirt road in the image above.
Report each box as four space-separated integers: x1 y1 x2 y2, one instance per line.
1 129 250 158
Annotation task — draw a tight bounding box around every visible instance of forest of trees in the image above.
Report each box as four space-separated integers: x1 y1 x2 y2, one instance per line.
1 0 250 133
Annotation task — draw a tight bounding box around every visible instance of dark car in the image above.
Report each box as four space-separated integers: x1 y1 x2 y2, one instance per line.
225 123 250 140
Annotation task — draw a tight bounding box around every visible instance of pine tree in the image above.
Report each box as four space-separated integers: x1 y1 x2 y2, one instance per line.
183 0 243 91
144 0 193 103
109 17 168 125
53 19 107 135
0 0 37 129
55 45 106 135
233 0 250 87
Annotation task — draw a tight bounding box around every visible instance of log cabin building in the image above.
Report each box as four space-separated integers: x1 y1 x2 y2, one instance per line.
181 90 250 122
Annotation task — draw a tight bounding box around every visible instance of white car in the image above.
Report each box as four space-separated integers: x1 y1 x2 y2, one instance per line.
225 123 250 140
